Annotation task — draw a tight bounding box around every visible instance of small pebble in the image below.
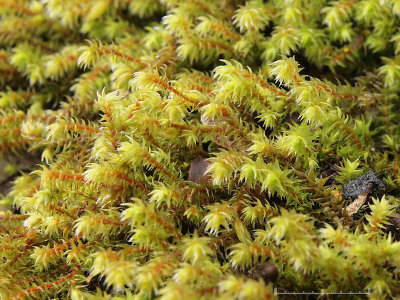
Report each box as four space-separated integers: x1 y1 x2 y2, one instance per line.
188 157 211 184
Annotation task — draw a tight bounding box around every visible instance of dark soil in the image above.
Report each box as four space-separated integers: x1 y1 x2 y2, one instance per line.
0 152 41 197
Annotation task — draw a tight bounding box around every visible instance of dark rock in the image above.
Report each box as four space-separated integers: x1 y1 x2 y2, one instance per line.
342 171 385 199
248 262 278 284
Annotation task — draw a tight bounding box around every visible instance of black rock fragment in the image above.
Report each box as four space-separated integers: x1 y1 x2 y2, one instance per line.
342 170 385 199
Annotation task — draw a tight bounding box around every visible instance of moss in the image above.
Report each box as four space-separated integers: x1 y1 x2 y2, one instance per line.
0 0 400 299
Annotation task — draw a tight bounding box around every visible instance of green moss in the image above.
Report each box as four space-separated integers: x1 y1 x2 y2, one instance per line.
0 0 400 299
